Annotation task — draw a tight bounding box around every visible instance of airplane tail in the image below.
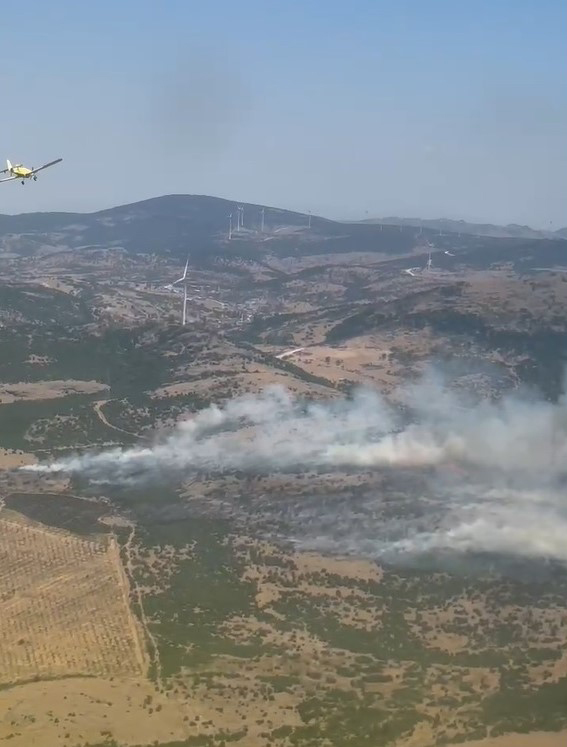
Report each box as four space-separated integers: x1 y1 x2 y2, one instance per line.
6 159 12 172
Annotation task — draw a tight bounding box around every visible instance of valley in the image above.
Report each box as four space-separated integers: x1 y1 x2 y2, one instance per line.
0 195 566 746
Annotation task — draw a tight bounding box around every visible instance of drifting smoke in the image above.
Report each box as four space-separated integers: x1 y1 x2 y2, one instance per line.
25 368 567 566
150 45 252 164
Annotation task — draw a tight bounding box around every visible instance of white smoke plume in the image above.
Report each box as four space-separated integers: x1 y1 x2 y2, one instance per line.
28 386 399 482
24 367 567 566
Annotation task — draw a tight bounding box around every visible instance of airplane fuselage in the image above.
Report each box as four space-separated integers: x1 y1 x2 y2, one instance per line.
11 166 34 178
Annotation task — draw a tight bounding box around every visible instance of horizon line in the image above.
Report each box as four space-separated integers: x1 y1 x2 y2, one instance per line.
0 193 564 234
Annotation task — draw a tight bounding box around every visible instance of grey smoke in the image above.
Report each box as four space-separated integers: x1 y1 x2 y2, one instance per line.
149 46 252 163
25 367 567 565
30 386 398 481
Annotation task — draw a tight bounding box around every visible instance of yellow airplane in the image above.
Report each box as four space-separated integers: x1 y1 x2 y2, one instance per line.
0 157 62 185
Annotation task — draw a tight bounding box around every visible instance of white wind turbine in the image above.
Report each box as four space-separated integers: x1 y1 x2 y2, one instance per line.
172 256 189 325
234 205 243 232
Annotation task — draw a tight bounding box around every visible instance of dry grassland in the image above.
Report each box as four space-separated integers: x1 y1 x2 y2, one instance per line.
267 251 396 272
151 364 335 403
0 379 109 405
448 730 567 747
232 538 385 632
405 598 567 670
528 648 567 686
0 510 146 686
259 335 403 391
0 448 36 469
0 470 71 497
461 272 567 322
0 520 563 747
39 278 78 295
293 549 384 583
0 669 302 747
93 289 167 323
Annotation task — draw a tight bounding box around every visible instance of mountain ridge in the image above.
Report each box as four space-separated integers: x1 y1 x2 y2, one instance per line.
352 215 566 240
0 194 430 260
0 195 565 270
1 194 564 239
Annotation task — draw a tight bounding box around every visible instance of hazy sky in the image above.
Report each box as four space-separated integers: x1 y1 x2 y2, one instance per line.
1 0 565 227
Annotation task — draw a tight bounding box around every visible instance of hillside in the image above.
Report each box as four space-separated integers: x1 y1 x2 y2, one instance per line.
0 194 419 261
2 195 565 271
0 195 566 747
355 215 567 240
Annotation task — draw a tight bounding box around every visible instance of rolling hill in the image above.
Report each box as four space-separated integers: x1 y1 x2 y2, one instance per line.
1 194 567 747
2 195 565 271
355 216 567 240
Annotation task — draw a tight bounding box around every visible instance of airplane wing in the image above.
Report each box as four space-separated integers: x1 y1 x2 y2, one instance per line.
29 158 63 175
0 168 9 174
0 176 17 183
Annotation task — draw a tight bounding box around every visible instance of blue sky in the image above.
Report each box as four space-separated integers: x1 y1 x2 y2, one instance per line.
1 0 565 227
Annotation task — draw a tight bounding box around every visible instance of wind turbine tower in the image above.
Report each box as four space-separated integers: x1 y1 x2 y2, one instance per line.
425 251 433 272
260 207 265 233
240 206 244 229
172 256 189 325
308 211 312 229
228 213 233 240
182 285 188 326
